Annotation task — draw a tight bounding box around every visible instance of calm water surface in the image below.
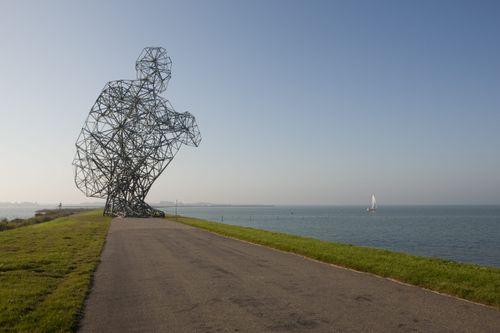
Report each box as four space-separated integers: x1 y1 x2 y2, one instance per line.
0 205 96 220
161 205 500 268
0 207 52 220
3 205 498 268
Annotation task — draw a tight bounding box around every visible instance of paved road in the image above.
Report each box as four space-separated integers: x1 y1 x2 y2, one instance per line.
79 218 500 332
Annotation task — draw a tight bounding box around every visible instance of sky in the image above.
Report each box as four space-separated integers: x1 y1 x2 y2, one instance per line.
0 0 499 205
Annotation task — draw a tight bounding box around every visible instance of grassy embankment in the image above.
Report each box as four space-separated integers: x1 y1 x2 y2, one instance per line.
172 215 500 309
0 209 111 332
0 209 91 231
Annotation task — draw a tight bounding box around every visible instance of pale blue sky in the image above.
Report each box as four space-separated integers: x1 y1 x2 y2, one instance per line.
0 0 499 205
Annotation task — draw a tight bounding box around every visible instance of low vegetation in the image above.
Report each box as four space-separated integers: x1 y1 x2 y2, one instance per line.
0 209 111 332
172 215 500 308
0 208 91 231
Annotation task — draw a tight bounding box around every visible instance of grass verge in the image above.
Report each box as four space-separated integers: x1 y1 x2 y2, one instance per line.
172 215 500 309
0 209 111 332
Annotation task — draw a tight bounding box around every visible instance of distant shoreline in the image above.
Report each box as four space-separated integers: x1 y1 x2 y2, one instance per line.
154 204 275 208
2 202 499 208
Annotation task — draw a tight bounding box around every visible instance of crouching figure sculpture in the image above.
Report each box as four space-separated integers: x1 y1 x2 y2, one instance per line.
73 47 201 217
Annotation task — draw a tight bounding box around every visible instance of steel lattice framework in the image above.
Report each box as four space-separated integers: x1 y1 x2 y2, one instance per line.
73 47 201 217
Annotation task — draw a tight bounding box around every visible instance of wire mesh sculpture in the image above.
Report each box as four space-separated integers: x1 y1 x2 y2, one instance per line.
73 47 201 217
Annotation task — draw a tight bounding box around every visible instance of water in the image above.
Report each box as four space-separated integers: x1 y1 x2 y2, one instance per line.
3 205 498 268
161 205 500 268
0 205 100 220
0 207 52 220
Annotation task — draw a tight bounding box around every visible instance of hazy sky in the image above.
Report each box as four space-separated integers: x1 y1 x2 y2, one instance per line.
0 0 499 205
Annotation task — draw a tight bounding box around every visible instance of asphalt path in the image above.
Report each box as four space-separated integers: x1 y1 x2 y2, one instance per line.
79 217 500 332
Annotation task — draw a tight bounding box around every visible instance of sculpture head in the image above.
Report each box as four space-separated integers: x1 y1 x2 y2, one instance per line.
135 47 172 93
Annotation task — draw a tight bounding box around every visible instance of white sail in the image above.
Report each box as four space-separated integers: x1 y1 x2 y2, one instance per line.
367 194 376 212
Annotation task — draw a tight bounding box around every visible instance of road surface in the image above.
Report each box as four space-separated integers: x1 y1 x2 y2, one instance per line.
79 217 500 332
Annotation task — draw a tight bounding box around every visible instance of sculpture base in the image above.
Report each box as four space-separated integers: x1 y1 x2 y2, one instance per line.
103 199 165 218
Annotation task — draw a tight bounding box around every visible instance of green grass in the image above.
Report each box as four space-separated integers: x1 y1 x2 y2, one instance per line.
0 209 111 332
172 215 500 308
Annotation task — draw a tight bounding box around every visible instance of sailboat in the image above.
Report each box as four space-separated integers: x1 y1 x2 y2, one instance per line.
367 194 377 212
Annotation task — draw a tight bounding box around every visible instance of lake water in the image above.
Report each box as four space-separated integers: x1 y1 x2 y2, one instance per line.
3 205 498 268
0 207 53 220
160 205 500 268
0 205 99 220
